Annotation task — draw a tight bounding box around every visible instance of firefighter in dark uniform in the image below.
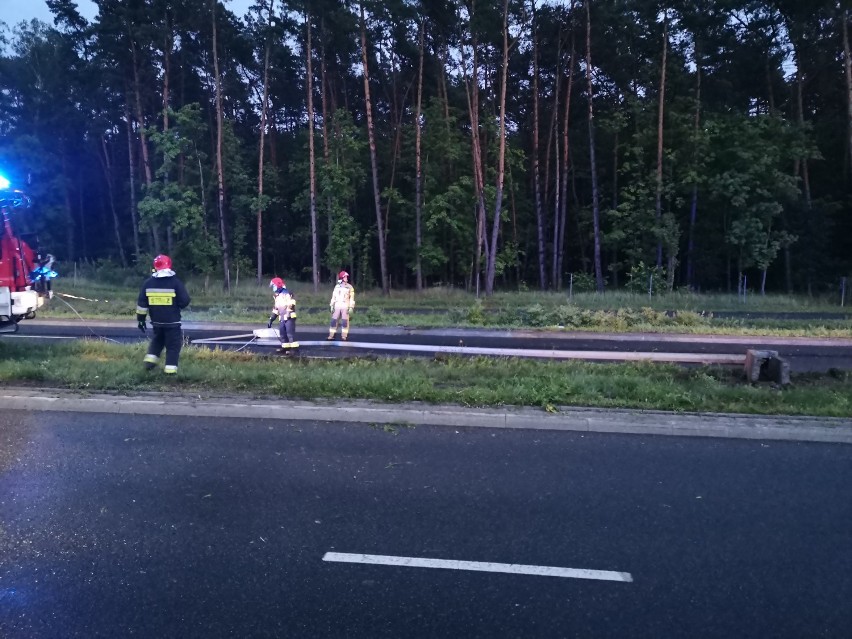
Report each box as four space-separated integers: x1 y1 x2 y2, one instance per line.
267 277 299 350
137 254 191 374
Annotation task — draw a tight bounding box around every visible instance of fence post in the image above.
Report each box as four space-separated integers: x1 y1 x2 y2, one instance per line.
568 273 573 301
648 274 653 299
842 277 847 308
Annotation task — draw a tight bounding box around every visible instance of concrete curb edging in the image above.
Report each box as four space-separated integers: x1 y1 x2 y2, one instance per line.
2 388 851 444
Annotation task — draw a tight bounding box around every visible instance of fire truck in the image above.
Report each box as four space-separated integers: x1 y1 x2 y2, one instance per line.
0 174 55 333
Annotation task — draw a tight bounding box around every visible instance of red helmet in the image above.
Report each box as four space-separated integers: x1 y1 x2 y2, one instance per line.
338 270 349 280
153 254 172 271
269 277 285 290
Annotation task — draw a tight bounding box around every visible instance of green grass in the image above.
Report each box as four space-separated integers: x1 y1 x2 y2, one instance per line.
2 340 850 417
41 274 852 337
52 272 852 310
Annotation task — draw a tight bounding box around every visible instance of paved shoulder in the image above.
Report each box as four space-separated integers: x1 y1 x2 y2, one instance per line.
1 387 850 444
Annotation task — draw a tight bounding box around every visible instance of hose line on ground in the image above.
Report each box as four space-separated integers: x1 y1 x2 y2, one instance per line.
53 294 122 344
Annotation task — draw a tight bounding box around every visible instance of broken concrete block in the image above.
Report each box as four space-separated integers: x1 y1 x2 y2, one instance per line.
744 349 778 383
766 356 791 386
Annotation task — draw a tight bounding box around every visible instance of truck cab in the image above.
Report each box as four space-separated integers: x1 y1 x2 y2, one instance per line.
0 181 48 333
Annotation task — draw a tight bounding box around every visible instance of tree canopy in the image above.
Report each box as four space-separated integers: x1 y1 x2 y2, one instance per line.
0 0 849 295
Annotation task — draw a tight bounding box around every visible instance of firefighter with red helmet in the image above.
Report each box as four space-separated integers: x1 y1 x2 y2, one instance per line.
137 255 191 374
267 277 298 350
327 270 355 341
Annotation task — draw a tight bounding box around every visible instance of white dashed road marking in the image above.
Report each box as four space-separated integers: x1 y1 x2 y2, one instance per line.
322 552 633 583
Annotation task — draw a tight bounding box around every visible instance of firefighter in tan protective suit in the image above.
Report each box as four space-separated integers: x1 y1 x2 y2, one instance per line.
267 277 299 350
327 270 355 340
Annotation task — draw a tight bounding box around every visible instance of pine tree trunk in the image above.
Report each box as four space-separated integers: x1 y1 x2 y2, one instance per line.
531 1 547 291
256 0 275 284
765 57 775 116
163 21 173 255
123 94 140 261
585 0 604 292
383 35 408 251
100 136 127 267
842 8 852 180
542 63 560 229
655 13 668 269
686 59 701 289
439 44 452 136
130 41 158 253
557 2 576 291
415 19 425 291
484 0 510 296
793 41 812 208
359 2 388 294
460 16 488 295
306 11 320 292
550 20 564 289
507 157 521 284
211 0 231 291
383 77 406 258
320 21 333 247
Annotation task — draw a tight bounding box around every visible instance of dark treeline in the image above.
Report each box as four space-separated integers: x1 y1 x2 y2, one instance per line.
0 0 850 295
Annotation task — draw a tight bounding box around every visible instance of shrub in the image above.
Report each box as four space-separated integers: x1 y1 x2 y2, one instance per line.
363 307 384 324
494 308 523 326
640 306 666 324
673 310 710 326
448 307 467 324
520 303 550 327
568 272 597 293
466 300 486 325
626 261 667 295
551 304 583 327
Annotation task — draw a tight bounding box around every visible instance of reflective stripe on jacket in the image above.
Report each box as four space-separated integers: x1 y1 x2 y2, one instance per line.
136 274 191 326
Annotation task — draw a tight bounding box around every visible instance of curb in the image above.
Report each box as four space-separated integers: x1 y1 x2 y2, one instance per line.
2 388 851 445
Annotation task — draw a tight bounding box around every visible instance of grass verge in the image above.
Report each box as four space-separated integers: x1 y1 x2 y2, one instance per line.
40 276 852 337
2 340 850 417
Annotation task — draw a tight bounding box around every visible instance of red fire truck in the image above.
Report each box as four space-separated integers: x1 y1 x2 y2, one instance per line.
0 176 53 333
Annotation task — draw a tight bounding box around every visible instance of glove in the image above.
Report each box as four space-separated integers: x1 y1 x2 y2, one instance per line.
348 307 354 315
267 313 277 329
330 305 334 313
138 319 147 334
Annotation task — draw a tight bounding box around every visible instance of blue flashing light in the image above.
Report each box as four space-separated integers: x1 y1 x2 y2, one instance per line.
31 266 59 281
0 174 10 190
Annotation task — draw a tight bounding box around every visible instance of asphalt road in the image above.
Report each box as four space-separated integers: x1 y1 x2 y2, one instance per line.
9 319 852 371
1 410 850 638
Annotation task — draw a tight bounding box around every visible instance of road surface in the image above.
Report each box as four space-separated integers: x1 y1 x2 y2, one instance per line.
1 409 850 637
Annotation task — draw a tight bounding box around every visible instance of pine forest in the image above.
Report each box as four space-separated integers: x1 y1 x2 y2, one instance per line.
1 0 850 296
